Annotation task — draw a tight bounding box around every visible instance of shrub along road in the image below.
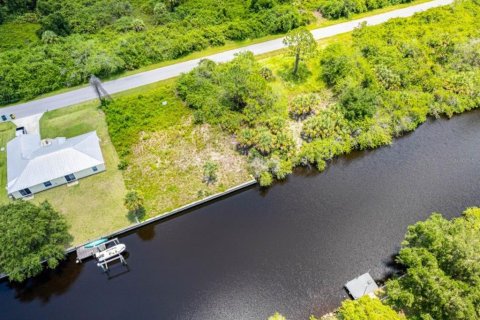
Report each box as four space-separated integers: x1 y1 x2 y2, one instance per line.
2 0 453 120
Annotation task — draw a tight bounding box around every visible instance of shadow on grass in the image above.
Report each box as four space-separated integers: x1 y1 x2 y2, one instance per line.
278 63 312 84
126 207 146 223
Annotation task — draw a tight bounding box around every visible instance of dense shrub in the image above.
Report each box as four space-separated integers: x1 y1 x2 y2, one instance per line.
338 296 405 320
301 108 347 141
177 52 275 129
339 86 378 121
385 208 480 319
289 93 320 120
316 0 413 19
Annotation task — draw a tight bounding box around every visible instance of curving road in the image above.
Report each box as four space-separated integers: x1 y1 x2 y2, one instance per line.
3 0 453 119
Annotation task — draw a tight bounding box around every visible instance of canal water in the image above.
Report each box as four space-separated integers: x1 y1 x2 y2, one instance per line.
1 111 480 320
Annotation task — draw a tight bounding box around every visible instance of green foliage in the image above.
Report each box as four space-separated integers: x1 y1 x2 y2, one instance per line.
339 86 378 121
259 171 273 187
0 201 72 282
301 108 347 141
289 93 320 120
385 208 480 320
203 160 218 184
338 296 404 320
297 136 353 170
267 312 287 320
320 43 356 87
124 190 144 212
0 21 39 50
0 0 310 105
41 29 58 44
283 27 317 75
316 0 413 19
115 17 146 32
104 81 190 156
177 52 275 129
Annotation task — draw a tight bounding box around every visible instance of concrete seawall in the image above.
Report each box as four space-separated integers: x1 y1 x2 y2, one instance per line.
68 179 257 253
0 179 257 281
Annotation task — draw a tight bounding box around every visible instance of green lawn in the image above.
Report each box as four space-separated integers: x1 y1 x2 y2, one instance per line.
0 122 16 204
36 103 130 245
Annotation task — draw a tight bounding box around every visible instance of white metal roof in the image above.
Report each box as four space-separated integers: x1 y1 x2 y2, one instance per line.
7 131 104 194
345 272 379 299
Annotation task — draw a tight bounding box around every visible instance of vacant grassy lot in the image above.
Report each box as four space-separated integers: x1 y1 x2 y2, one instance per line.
37 104 129 244
104 81 251 216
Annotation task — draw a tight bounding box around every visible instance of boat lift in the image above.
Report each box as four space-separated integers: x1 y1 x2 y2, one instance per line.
76 238 128 273
95 239 127 272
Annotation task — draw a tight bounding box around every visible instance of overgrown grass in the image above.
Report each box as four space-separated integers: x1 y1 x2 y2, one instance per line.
0 122 15 204
37 103 129 244
0 22 40 51
104 81 250 216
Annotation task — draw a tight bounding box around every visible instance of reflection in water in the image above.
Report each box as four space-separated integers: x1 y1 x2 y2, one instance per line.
7 256 83 304
136 225 156 241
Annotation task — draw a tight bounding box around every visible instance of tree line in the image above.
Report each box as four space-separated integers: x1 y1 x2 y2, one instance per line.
176 0 480 186
0 0 311 105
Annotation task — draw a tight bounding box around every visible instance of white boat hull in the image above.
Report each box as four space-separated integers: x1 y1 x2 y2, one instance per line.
95 244 126 262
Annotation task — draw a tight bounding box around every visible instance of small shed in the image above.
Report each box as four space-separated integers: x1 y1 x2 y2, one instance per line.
345 272 378 299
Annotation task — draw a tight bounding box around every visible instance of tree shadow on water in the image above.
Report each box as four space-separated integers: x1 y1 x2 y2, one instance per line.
5 255 84 304
136 224 156 241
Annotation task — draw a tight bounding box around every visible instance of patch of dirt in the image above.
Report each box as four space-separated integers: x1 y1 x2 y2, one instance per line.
289 120 304 149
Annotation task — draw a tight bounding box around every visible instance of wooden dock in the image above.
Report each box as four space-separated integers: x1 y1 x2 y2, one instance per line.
76 244 106 263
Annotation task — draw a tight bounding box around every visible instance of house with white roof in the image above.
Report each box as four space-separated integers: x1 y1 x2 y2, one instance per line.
6 131 105 199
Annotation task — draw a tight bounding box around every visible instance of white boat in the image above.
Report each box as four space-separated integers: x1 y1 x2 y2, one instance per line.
95 244 126 262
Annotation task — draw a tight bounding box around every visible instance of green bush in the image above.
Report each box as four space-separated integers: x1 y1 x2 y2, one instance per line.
339 87 378 121
177 52 275 129
203 160 218 184
338 296 404 320
0 201 72 282
259 171 273 186
385 208 480 320
317 0 413 19
301 108 347 141
289 93 320 120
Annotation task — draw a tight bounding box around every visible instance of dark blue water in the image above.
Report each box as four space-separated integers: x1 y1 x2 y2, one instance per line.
1 111 480 320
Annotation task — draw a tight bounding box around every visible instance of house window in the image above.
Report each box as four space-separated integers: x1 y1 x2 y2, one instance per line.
44 181 52 187
65 174 76 182
19 188 32 197
92 166 98 172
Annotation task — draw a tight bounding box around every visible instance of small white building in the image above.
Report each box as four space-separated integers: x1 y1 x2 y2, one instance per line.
6 131 105 199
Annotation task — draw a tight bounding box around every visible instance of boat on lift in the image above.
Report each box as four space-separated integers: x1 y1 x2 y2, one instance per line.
95 244 126 262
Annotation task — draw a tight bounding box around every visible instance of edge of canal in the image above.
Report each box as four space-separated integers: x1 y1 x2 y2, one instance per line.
67 178 257 253
0 179 257 280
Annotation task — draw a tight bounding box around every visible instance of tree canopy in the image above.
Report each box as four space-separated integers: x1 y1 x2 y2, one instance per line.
283 27 317 75
0 201 72 282
338 296 404 320
386 208 480 320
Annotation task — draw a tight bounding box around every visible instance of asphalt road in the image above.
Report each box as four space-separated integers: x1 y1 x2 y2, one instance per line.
2 0 453 119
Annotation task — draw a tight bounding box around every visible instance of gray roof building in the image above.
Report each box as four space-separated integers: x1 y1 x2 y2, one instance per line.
7 131 105 198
